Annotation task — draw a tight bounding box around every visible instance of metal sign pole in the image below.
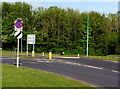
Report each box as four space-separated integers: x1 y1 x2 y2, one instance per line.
21 38 22 53
33 44 34 52
86 12 89 56
21 27 23 53
17 38 20 68
32 35 35 57
26 43 28 56
14 18 23 68
33 35 34 52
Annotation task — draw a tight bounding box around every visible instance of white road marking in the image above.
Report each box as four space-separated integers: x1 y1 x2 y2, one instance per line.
37 61 45 62
65 62 80 65
83 65 103 70
37 60 53 63
40 60 119 73
65 61 103 70
112 70 119 73
66 62 74 64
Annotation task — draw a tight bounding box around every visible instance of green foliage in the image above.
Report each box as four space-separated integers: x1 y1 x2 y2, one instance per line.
2 2 119 55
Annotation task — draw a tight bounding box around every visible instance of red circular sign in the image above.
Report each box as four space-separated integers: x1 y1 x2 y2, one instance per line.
15 21 23 28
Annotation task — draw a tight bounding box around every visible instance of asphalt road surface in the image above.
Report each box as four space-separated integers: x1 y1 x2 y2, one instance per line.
1 56 119 89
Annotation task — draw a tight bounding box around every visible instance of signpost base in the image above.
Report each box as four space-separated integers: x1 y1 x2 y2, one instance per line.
26 52 28 56
32 51 35 57
17 38 20 68
42 52 44 56
17 57 19 68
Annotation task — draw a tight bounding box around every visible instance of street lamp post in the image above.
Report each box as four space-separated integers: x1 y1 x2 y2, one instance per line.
86 12 89 56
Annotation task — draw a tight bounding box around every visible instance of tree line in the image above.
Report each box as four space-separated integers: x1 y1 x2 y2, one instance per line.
1 2 120 55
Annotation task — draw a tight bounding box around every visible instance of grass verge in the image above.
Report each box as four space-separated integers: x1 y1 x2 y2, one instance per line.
2 50 119 62
81 55 120 62
2 64 95 88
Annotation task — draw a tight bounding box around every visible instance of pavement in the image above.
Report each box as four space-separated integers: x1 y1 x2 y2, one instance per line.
1 56 120 89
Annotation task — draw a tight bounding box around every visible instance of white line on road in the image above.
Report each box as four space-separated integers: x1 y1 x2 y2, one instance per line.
37 60 53 63
112 70 119 73
83 65 103 70
65 61 103 70
65 62 81 66
37 61 45 62
39 60 119 73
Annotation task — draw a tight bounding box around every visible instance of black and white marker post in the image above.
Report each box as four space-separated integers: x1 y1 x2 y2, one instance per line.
17 36 20 68
14 18 23 68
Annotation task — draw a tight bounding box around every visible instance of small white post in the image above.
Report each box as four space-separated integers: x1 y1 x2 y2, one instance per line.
17 38 20 68
78 54 80 58
42 52 44 56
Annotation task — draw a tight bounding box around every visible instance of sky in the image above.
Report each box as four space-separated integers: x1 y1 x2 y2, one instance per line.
0 0 119 14
28 2 118 14
0 0 119 2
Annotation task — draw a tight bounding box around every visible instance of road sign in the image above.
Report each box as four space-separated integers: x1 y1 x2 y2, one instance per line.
26 34 36 57
14 18 23 68
14 18 23 31
27 34 35 44
15 21 23 28
14 31 22 39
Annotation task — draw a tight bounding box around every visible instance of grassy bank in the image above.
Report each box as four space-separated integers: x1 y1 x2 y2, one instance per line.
82 55 120 62
2 50 120 62
2 64 94 88
53 53 120 62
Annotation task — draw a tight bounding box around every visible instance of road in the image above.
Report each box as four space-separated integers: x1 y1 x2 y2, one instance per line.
54 57 119 71
1 56 119 89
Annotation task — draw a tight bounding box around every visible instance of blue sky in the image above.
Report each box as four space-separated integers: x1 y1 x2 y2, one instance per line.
0 0 119 14
28 2 118 14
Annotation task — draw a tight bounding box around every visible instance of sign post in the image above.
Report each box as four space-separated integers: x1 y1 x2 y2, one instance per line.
14 18 23 68
21 38 22 53
17 38 20 68
26 43 28 56
86 13 89 56
27 34 36 57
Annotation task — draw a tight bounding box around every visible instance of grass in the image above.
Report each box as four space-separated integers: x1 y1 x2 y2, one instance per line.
81 55 120 62
2 50 16 57
2 50 48 60
2 64 95 88
2 50 120 62
53 53 120 62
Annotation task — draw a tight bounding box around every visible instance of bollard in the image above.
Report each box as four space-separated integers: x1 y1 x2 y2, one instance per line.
49 52 52 59
78 54 80 58
32 51 35 57
42 52 44 56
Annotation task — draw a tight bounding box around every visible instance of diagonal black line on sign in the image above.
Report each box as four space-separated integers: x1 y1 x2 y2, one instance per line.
16 31 21 37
